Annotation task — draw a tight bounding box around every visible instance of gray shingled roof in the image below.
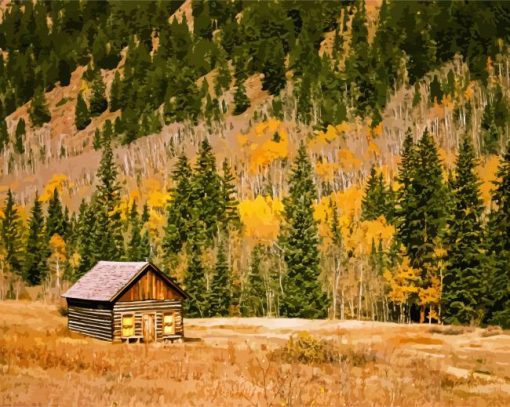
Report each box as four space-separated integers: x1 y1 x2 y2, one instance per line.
62 261 149 301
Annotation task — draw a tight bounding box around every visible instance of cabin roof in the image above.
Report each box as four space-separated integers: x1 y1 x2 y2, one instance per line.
62 261 188 302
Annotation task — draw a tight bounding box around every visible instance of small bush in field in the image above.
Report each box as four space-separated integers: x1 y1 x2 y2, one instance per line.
429 325 470 335
481 325 502 337
270 332 340 364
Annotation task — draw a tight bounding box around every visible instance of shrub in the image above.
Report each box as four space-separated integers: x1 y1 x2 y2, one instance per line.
481 325 502 337
270 332 339 364
429 325 472 335
58 303 68 317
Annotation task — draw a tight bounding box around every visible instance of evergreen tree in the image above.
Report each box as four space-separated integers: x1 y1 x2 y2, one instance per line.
208 239 231 316
47 188 66 238
443 136 489 325
397 129 448 321
279 142 328 318
24 193 48 285
1 189 23 275
75 92 91 130
487 142 510 327
190 139 224 244
92 128 102 150
93 135 124 260
89 71 107 116
184 239 208 317
14 118 25 154
361 166 394 222
109 71 123 112
163 153 193 257
221 158 240 229
28 87 51 127
242 244 267 316
127 202 143 261
76 200 97 279
233 79 250 115
0 118 8 152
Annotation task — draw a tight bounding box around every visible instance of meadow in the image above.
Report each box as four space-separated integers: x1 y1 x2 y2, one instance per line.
1 301 510 406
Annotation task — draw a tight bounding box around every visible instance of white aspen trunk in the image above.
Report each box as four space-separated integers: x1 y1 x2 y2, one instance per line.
357 264 363 320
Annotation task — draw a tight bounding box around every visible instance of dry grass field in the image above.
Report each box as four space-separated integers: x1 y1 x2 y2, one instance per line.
1 301 510 406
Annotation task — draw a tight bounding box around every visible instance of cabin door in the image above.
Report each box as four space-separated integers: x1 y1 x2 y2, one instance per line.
142 314 155 342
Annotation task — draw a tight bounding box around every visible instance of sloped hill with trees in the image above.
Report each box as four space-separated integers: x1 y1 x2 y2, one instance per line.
1 0 510 327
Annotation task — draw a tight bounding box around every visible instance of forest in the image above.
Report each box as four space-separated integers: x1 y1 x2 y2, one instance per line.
0 0 510 328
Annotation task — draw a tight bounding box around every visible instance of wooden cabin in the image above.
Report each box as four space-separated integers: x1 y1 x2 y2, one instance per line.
62 261 188 343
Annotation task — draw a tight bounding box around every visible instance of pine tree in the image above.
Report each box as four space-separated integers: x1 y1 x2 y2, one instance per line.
127 202 143 261
233 79 250 115
93 135 124 260
28 87 51 127
190 139 224 244
487 142 510 327
443 136 489 325
361 166 394 222
89 71 107 116
76 200 97 279
47 188 66 238
221 158 240 229
163 153 193 257
1 189 23 275
93 128 102 150
75 92 91 130
184 239 208 317
0 118 8 152
208 239 231 316
24 193 48 285
109 71 123 112
242 244 267 316
14 118 25 154
397 130 448 322
279 142 328 318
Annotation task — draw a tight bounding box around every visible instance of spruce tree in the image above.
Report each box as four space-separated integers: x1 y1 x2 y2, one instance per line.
233 79 250 115
47 188 66 238
109 71 123 112
190 139 224 244
279 142 328 318
28 87 51 127
221 158 240 229
443 136 488 325
242 244 267 316
361 166 394 222
163 153 193 257
0 119 8 152
89 71 107 116
184 239 208 317
24 193 48 285
487 142 510 327
127 202 143 261
75 92 91 130
93 128 102 150
1 190 23 275
93 135 124 260
76 200 97 279
14 118 25 154
208 239 231 316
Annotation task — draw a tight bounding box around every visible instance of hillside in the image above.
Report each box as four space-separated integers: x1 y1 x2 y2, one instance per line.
1 1 510 330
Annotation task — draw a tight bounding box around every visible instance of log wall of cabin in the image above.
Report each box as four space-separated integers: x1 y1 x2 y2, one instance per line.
66 299 113 341
117 270 184 302
112 299 183 342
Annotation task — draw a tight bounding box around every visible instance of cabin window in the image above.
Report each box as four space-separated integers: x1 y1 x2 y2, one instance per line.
122 314 135 337
163 313 176 335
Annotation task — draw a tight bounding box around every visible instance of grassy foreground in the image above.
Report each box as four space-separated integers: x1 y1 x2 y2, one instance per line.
1 301 510 406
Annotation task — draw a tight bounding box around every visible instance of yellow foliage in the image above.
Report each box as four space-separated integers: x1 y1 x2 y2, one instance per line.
238 195 283 243
464 82 475 101
384 257 419 305
236 119 290 173
69 252 81 269
345 217 395 256
337 148 362 172
478 155 500 205
308 123 350 152
315 160 340 182
0 207 4 220
39 174 69 203
367 141 380 158
372 122 383 137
